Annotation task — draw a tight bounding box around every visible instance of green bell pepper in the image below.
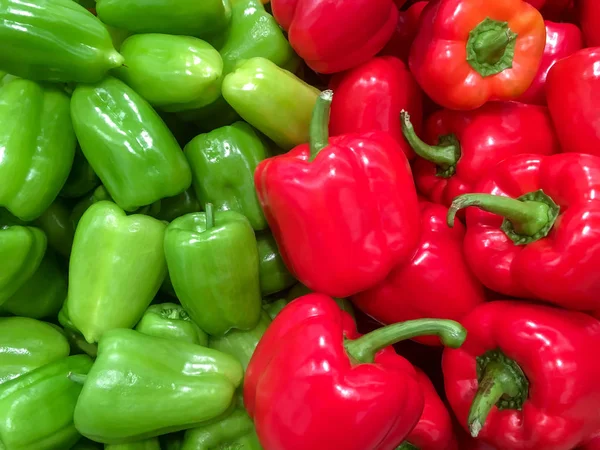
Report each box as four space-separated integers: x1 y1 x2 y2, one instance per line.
67 201 168 343
96 0 231 40
0 78 76 221
222 57 319 151
116 35 223 112
0 355 93 450
73 329 244 443
256 231 296 296
35 199 74 258
0 0 123 83
0 317 70 385
184 122 268 231
135 303 208 346
176 97 241 134
71 437 103 450
63 328 98 360
1 250 67 320
164 205 262 336
0 223 46 306
105 438 161 450
71 76 192 212
160 433 184 450
155 188 201 223
208 311 271 371
60 146 100 199
262 298 288 320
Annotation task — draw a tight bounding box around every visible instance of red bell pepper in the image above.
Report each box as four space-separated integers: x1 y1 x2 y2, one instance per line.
409 0 546 110
353 201 485 346
329 56 423 160
546 48 600 158
379 2 428 63
244 293 467 450
255 91 420 298
447 153 600 311
517 21 583 105
525 0 572 19
400 102 560 208
582 435 600 450
443 301 600 450
579 0 600 47
271 0 398 74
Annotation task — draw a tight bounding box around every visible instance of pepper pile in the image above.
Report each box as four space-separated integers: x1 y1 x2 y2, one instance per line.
1 0 600 449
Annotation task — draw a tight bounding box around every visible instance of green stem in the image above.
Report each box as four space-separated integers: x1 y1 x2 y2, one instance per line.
345 319 466 364
466 18 518 77
205 203 214 230
309 90 333 162
68 372 87 385
396 442 419 450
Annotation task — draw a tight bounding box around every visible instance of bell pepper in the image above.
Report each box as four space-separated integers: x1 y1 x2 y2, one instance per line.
72 438 104 450
546 48 600 158
379 2 428 63
286 283 356 320
447 153 600 311
73 328 244 443
208 311 272 370
35 199 74 258
116 35 223 112
0 78 76 221
443 301 600 449
0 317 69 385
256 231 296 296
1 250 67 320
71 76 192 212
67 201 168 343
255 91 420 298
329 56 423 160
262 298 288 320
105 439 161 450
222 57 319 151
244 294 466 450
353 201 485 346
96 0 232 41
270 0 398 73
164 205 262 336
59 146 100 199
184 122 269 230
70 186 112 227
400 102 560 208
580 0 600 47
0 0 123 83
517 21 583 105
63 328 98 360
135 303 209 346
0 223 46 306
155 188 201 223
409 0 546 110
0 355 93 450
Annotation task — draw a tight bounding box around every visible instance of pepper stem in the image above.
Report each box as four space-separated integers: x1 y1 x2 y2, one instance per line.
396 442 418 450
309 90 333 162
68 372 87 385
344 319 466 364
205 203 214 230
466 18 518 77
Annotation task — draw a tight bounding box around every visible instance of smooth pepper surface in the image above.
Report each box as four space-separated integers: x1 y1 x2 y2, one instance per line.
135 303 209 346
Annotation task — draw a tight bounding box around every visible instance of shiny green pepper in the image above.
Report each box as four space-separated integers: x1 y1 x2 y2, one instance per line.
71 76 192 212
105 438 161 450
256 231 296 296
135 303 208 346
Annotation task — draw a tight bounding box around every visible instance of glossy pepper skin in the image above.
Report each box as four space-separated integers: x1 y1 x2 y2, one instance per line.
401 102 560 208
255 91 420 298
271 0 398 73
329 56 423 160
135 303 208 346
256 231 296 296
0 355 93 450
517 21 583 105
546 48 600 158
579 0 600 47
184 122 269 231
116 34 223 112
244 294 467 450
379 2 428 62
409 0 546 110
0 0 123 83
164 206 262 336
353 201 485 346
0 317 69 385
443 301 600 450
73 329 244 444
59 147 100 199
447 153 600 311
0 79 76 221
71 76 192 212
67 201 168 343
223 57 319 151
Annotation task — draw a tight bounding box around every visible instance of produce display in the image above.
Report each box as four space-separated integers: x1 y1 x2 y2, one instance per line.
1 0 600 449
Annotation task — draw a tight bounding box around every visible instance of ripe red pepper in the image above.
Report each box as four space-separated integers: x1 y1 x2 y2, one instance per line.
579 0 600 47
525 0 572 19
379 2 428 63
546 48 600 158
244 293 467 450
409 0 546 110
329 56 423 160
443 301 600 450
447 153 600 311
400 102 560 208
255 91 420 298
517 21 583 105
271 0 398 74
353 201 485 346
